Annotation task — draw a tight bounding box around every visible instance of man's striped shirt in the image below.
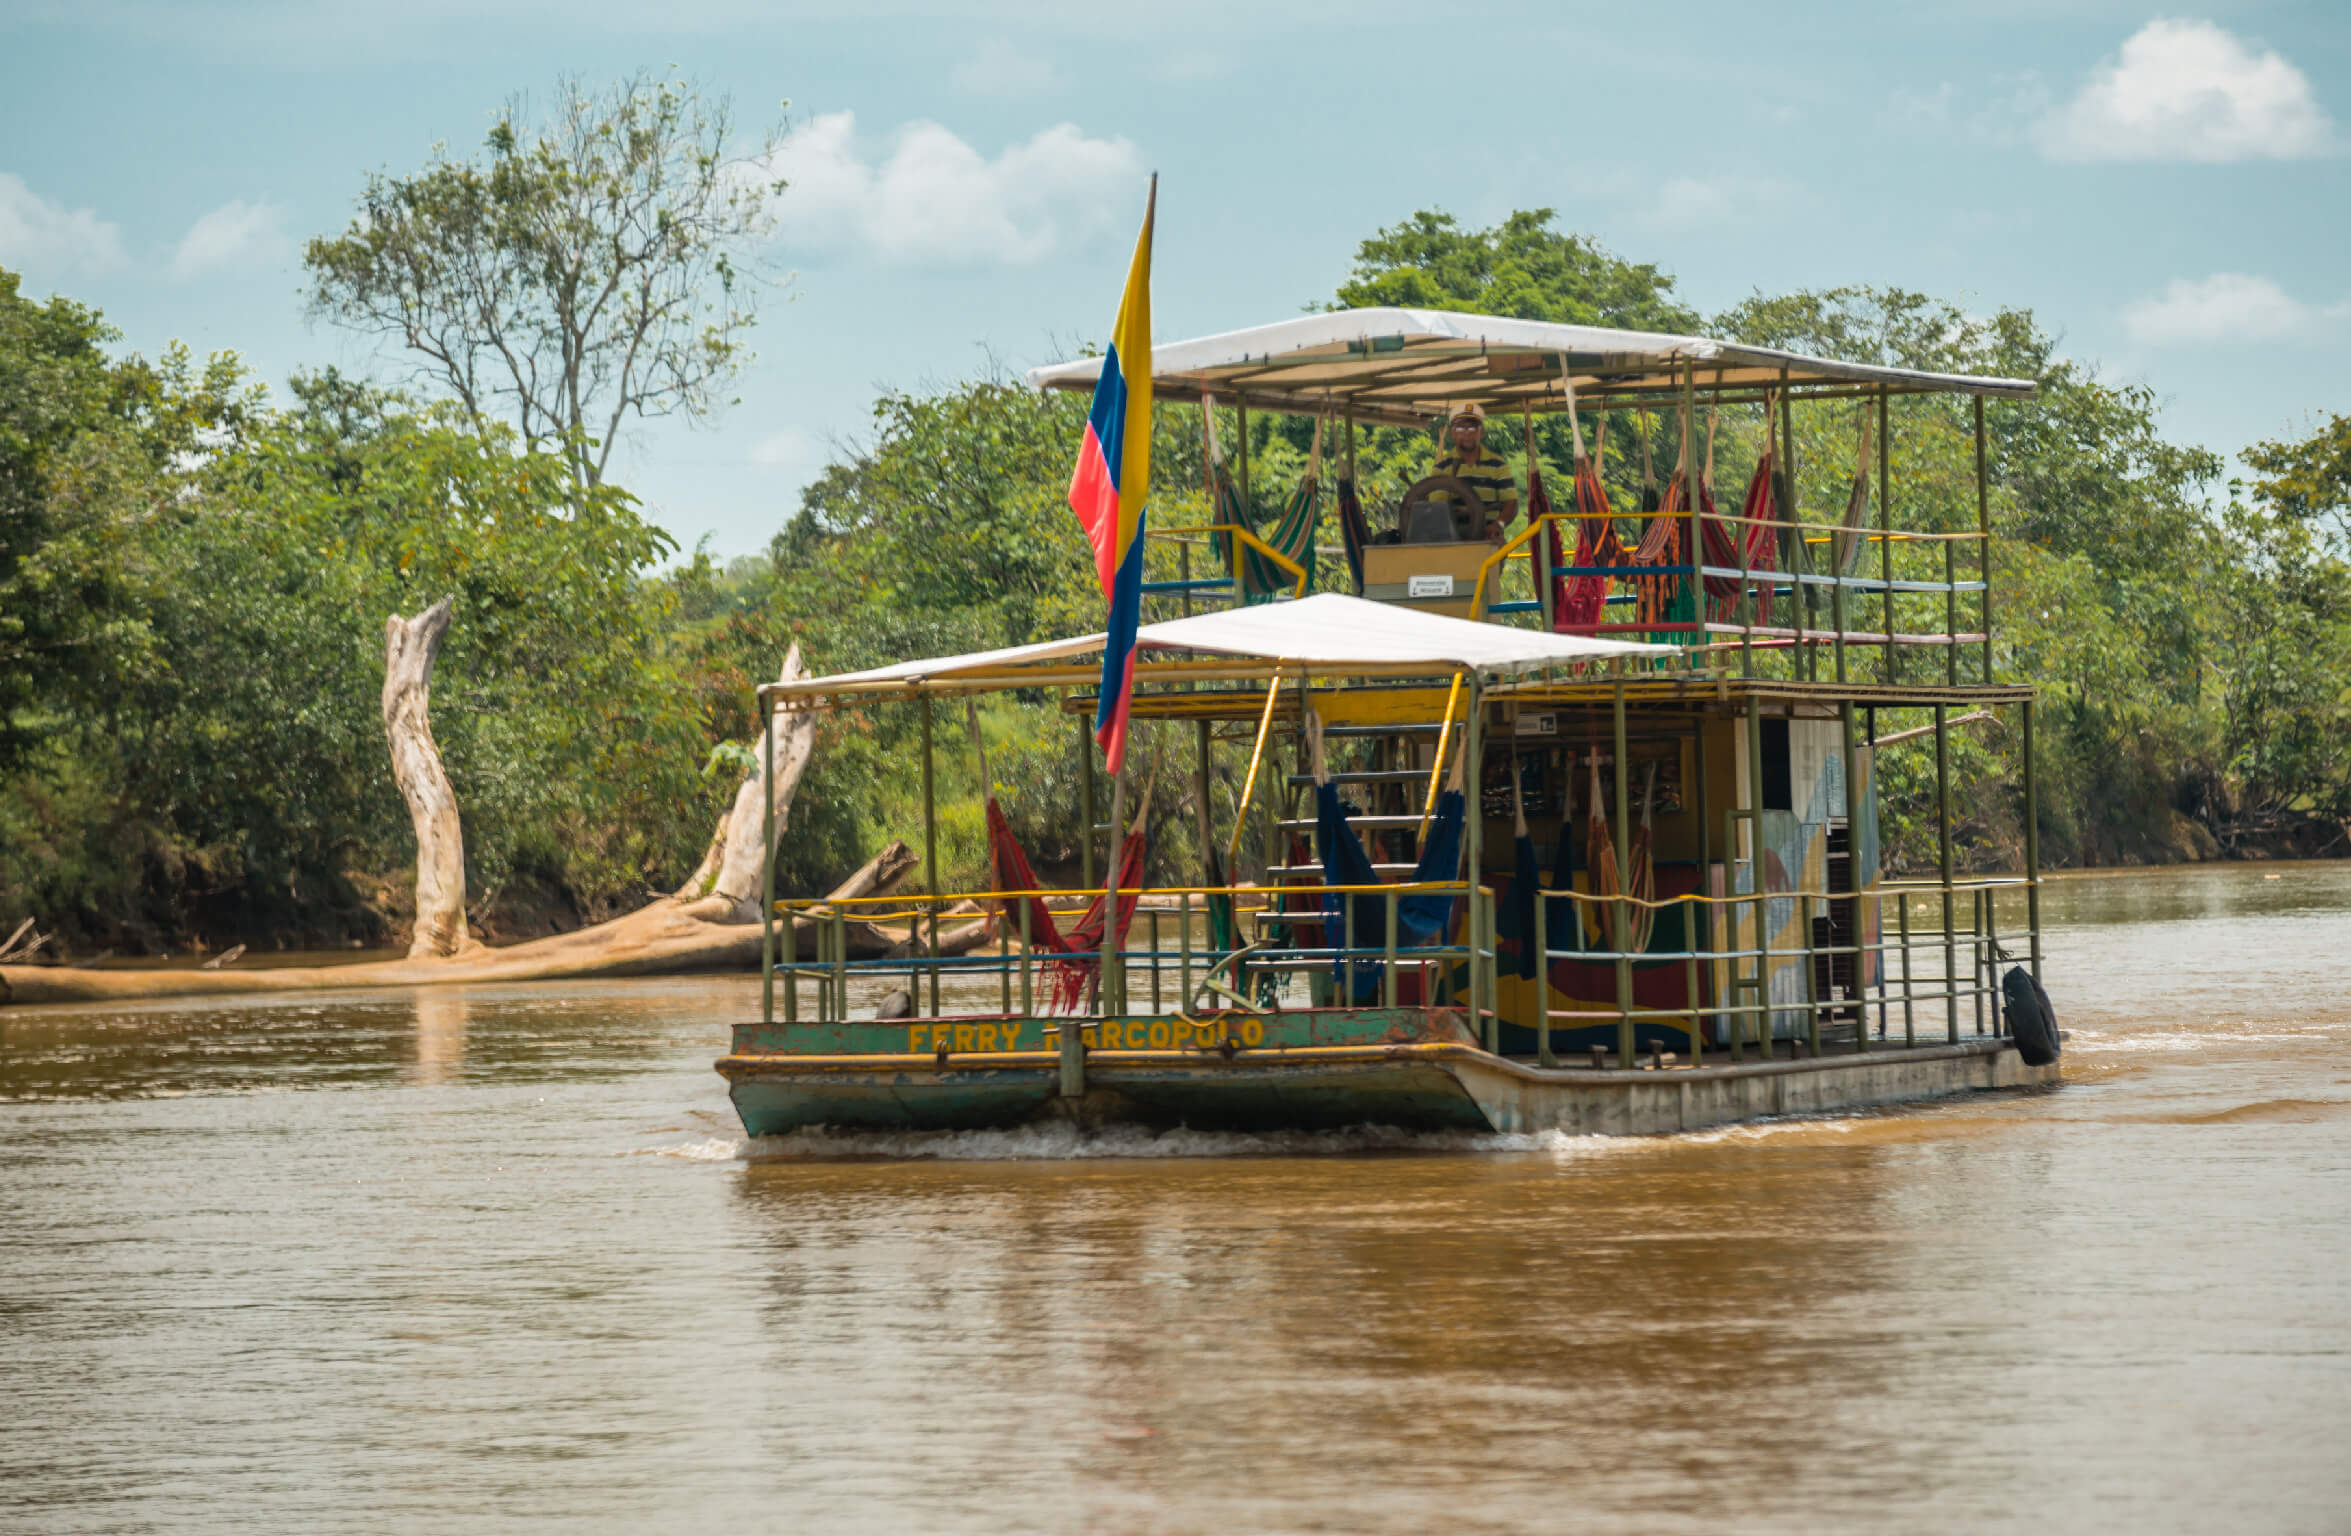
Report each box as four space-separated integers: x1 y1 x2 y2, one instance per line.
1432 444 1520 526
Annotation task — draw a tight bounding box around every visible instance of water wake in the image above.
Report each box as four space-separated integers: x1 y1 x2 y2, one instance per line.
645 1121 1634 1163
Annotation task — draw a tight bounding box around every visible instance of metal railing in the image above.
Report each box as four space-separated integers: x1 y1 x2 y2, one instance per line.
1529 877 2032 1070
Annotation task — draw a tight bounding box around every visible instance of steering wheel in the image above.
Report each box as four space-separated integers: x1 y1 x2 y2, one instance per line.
1396 474 1489 540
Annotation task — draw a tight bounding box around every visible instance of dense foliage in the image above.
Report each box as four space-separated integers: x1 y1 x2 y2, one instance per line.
3 206 2343 952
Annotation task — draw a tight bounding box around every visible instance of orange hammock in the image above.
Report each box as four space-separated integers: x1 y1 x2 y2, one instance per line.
1585 754 1658 954
1630 470 1685 632
984 789 1150 1014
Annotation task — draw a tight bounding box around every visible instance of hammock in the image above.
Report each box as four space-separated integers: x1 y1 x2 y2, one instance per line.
1334 417 1370 595
1549 390 1626 634
1631 470 1693 637
1206 397 1320 605
1698 409 1781 626
984 788 1150 1014
1829 401 1876 577
1585 754 1658 955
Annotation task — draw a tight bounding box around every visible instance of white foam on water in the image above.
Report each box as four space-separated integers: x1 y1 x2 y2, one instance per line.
1678 1115 1864 1144
725 1120 1633 1163
634 1137 747 1162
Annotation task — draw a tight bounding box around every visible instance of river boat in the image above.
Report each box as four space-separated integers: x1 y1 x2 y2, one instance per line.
719 309 2063 1138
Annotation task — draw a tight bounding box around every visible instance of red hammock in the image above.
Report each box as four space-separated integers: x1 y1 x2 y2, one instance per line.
1549 455 1624 633
1698 450 1780 626
985 798 1147 1013
1586 755 1658 955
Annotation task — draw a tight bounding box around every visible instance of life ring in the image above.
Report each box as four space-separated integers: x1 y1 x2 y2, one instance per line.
2002 965 2061 1067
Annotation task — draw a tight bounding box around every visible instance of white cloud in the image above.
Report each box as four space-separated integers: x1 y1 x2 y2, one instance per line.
1643 176 1736 230
2040 19 2334 162
1631 173 1800 234
0 171 127 276
951 38 1059 98
170 198 288 279
750 426 823 478
765 111 1144 265
2123 273 2349 345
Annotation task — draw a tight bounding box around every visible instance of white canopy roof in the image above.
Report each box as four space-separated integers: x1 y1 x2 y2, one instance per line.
770 593 1674 703
1026 306 2036 426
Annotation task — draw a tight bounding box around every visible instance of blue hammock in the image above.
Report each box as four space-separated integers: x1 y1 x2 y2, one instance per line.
1315 783 1465 1003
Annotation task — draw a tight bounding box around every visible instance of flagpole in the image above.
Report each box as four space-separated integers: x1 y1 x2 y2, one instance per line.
1102 757 1127 1016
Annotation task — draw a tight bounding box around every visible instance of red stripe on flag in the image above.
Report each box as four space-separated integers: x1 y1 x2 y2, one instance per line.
1068 423 1124 596
1094 644 1137 775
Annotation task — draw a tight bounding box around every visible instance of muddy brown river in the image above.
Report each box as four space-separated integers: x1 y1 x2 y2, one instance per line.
3 863 2347 1532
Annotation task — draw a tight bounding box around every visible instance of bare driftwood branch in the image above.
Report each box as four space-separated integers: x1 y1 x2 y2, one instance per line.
383 598 479 959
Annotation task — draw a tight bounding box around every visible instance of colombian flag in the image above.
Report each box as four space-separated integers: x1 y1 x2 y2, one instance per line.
1068 177 1154 775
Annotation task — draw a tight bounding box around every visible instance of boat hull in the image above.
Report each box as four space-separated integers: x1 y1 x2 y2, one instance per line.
718 1025 2057 1139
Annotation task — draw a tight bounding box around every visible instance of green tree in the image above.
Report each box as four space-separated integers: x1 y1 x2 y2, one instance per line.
1336 209 1698 331
304 72 783 489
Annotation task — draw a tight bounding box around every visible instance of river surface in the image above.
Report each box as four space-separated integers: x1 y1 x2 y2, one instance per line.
3 863 2347 1533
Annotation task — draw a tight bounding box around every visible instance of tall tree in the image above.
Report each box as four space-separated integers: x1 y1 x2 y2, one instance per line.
304 72 783 489
1335 208 1698 331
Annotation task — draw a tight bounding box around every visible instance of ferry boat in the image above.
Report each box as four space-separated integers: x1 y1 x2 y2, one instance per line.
718 308 2063 1138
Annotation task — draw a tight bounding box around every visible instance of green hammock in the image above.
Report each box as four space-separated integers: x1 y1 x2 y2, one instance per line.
1207 406 1322 605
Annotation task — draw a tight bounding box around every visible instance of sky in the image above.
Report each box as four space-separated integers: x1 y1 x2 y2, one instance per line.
3 1 2345 559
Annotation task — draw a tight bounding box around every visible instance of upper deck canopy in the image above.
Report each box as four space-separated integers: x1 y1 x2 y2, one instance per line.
768 592 1674 706
1026 307 2036 426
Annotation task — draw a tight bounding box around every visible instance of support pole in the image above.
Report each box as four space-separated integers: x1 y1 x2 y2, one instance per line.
1780 383 1808 680
920 695 939 1016
1681 363 1700 650
1879 384 1896 685
760 687 775 1026
1842 697 1867 1053
1466 673 1490 1050
1746 693 1773 1056
1103 767 1127 1017
1236 395 1251 531
1613 673 1634 1068
1692 714 1713 1055
1078 708 1097 893
1935 703 1957 1043
2024 698 2043 982
1976 396 1994 686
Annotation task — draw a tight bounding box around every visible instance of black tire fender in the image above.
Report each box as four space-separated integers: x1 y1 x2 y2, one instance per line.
2003 965 2061 1067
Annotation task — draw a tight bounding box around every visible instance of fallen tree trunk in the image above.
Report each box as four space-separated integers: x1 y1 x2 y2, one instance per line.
0 643 924 1008
0 842 920 1006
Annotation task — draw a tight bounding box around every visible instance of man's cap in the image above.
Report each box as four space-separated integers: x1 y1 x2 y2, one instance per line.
1447 402 1486 426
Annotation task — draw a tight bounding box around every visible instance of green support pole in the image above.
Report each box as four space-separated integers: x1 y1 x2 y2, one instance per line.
1879 385 1897 684
1746 693 1773 1056
1976 396 1994 686
760 687 775 1026
1935 703 1957 1043
1842 698 1867 1053
2024 698 2043 982
1613 673 1634 1068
